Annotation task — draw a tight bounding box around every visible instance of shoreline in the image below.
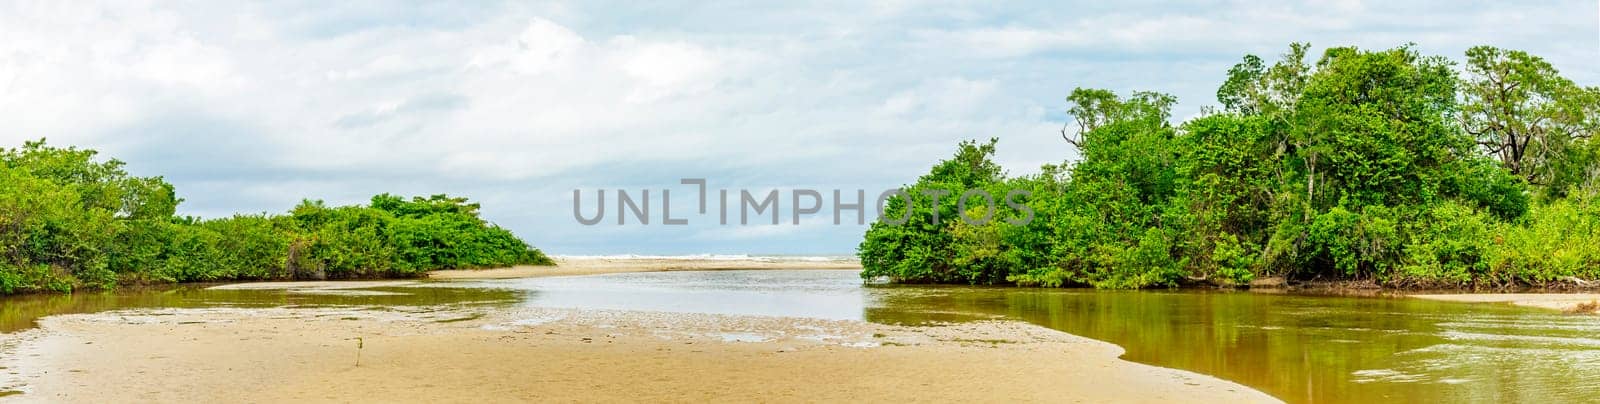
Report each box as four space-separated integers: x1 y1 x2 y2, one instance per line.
8 258 1597 401
0 257 1282 403
1 304 1278 403
200 256 863 291
9 254 1600 297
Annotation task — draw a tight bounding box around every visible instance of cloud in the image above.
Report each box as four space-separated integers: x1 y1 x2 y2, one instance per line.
468 17 586 75
1 0 1595 254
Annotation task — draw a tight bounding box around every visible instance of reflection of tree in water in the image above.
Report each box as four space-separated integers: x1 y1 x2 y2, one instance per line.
0 284 524 333
862 286 1595 403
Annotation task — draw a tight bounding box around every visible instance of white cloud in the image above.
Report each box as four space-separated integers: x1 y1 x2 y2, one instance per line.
878 78 998 117
469 18 586 75
615 39 719 98
0 0 1595 254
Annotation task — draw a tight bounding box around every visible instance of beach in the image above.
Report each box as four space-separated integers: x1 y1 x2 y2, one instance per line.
0 258 1279 403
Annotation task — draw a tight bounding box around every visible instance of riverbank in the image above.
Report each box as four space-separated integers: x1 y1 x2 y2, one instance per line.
1 304 1279 403
1411 293 1600 313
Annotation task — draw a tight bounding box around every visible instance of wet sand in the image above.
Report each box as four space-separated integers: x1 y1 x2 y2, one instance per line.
0 258 1278 402
1 305 1278 403
1411 293 1600 312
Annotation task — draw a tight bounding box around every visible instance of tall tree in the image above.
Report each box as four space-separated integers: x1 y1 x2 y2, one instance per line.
1217 42 1311 119
1461 46 1600 189
1061 89 1175 150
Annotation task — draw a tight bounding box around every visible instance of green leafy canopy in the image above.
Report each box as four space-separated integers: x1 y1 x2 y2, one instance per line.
860 43 1600 289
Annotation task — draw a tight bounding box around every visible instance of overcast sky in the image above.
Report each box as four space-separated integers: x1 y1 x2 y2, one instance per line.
2 1 1597 255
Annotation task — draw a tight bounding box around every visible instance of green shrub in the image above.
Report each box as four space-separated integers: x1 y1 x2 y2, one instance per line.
1210 234 1259 284
1487 192 1600 284
1399 202 1496 286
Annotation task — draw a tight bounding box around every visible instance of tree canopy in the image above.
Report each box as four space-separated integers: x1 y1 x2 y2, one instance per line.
861 44 1600 289
0 141 551 294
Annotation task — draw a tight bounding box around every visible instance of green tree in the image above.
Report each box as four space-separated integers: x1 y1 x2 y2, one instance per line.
1461 46 1600 195
859 139 1009 284
860 44 1593 290
0 140 552 295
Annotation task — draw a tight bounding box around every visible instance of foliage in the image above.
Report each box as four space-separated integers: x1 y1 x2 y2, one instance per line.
861 43 1598 289
1460 46 1600 193
0 141 551 294
376 194 553 271
858 139 1011 284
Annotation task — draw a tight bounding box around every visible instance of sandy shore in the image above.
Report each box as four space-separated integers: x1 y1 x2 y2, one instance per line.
0 305 1278 403
1411 293 1600 312
0 258 1279 402
426 256 862 280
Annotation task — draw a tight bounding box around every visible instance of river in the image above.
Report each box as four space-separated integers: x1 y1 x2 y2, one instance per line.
3 269 1596 403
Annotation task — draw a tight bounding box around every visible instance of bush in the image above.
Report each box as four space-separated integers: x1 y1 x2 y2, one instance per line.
1210 234 1259 285
1486 192 1600 284
1398 202 1496 286
201 215 293 280
378 194 553 270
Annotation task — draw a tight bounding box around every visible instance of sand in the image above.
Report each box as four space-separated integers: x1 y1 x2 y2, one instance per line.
1 306 1278 403
1411 293 1600 312
0 258 1279 403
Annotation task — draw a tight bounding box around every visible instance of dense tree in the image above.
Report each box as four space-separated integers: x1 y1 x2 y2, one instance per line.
1171 114 1280 283
861 43 1598 290
374 194 551 272
858 139 1019 284
0 141 552 294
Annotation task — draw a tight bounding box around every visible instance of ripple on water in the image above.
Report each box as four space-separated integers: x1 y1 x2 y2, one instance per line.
1386 342 1600 401
1438 330 1600 348
1438 321 1600 332
1350 369 1427 384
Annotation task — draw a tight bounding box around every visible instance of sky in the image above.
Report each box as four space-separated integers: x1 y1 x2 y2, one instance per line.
2 1 1597 255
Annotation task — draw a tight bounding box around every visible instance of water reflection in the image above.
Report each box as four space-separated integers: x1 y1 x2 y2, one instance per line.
0 283 522 333
863 285 1600 403
485 270 868 320
487 270 1600 403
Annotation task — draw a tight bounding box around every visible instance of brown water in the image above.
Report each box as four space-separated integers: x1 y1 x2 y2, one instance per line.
493 270 1600 403
3 270 1597 403
864 285 1600 403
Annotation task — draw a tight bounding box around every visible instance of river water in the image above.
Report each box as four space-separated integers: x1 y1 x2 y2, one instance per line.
3 269 1597 403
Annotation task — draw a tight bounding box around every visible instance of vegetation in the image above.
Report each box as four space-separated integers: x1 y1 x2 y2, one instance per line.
860 44 1600 289
0 140 551 294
